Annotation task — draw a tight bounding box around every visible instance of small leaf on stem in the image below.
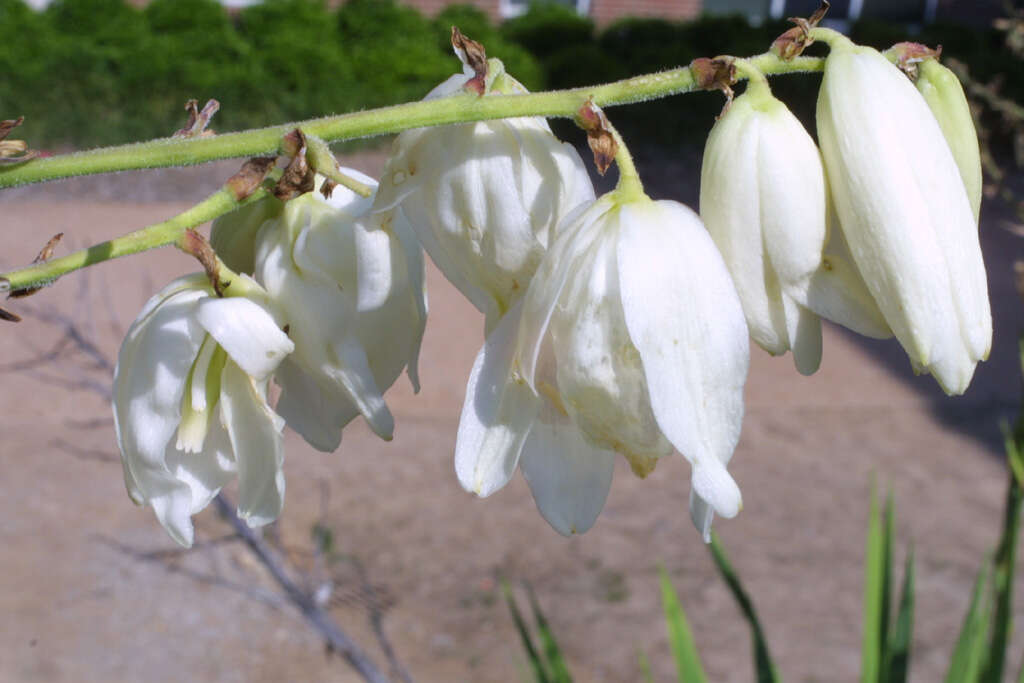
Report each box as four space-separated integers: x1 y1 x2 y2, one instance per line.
9 232 65 299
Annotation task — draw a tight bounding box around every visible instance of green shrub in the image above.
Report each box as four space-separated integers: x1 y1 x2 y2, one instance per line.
337 0 454 107
501 3 594 60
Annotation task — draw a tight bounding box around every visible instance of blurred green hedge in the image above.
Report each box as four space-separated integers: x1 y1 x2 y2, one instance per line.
0 0 1018 150
0 0 538 148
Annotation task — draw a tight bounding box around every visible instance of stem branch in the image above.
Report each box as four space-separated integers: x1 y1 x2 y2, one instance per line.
0 54 823 190
0 184 270 293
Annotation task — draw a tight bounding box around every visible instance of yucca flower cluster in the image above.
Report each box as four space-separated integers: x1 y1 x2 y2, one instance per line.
112 28 990 546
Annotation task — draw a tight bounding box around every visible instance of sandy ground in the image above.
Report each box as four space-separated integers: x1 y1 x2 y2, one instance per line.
2 153 1024 682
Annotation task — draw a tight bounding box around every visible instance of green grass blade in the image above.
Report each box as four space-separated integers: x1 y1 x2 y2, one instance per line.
884 547 915 683
945 561 993 683
708 533 781 683
980 437 1024 683
880 494 895 682
526 585 572 683
503 580 551 683
638 650 655 683
862 485 887 683
659 566 707 683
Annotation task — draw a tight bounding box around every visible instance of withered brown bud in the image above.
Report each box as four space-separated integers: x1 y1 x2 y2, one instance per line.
174 99 220 138
0 117 37 164
770 1 830 60
320 177 338 199
576 100 617 176
690 57 737 103
226 156 277 202
274 129 315 201
452 26 488 95
887 42 942 79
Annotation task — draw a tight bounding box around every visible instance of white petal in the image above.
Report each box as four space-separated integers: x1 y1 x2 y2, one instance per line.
275 359 357 453
689 491 715 544
455 303 541 497
161 415 237 541
818 45 990 393
700 102 787 352
784 297 823 376
113 279 209 542
355 210 428 395
519 400 615 536
195 295 293 381
256 225 397 439
354 213 397 312
801 216 893 340
220 361 286 528
616 200 748 519
326 335 395 440
516 197 607 388
391 209 428 392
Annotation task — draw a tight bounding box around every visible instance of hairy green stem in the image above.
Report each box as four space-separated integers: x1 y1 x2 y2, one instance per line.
0 54 823 189
0 185 270 293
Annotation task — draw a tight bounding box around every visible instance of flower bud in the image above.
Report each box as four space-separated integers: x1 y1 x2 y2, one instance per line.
455 192 750 540
701 81 892 374
253 170 427 451
113 274 295 547
374 57 595 332
817 42 991 394
916 58 983 222
700 85 827 374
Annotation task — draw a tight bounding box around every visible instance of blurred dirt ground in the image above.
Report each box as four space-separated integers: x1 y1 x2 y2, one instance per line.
2 151 1024 682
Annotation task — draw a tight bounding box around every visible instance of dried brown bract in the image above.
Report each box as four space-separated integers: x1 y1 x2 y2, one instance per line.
690 56 737 111
173 99 220 138
274 129 315 201
576 99 617 176
888 42 942 79
452 27 488 95
182 229 229 297
227 157 277 202
0 117 37 164
8 232 65 300
771 1 830 61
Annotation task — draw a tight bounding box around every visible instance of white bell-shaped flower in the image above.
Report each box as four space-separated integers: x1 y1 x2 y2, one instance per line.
374 56 595 332
916 58 983 223
701 77 891 375
455 193 750 540
254 170 427 452
113 274 295 547
816 38 991 395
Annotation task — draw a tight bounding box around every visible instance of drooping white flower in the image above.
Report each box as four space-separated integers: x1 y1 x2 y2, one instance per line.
455 193 750 540
253 171 427 452
113 274 295 547
817 40 991 395
916 58 983 223
700 79 891 375
374 56 595 332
